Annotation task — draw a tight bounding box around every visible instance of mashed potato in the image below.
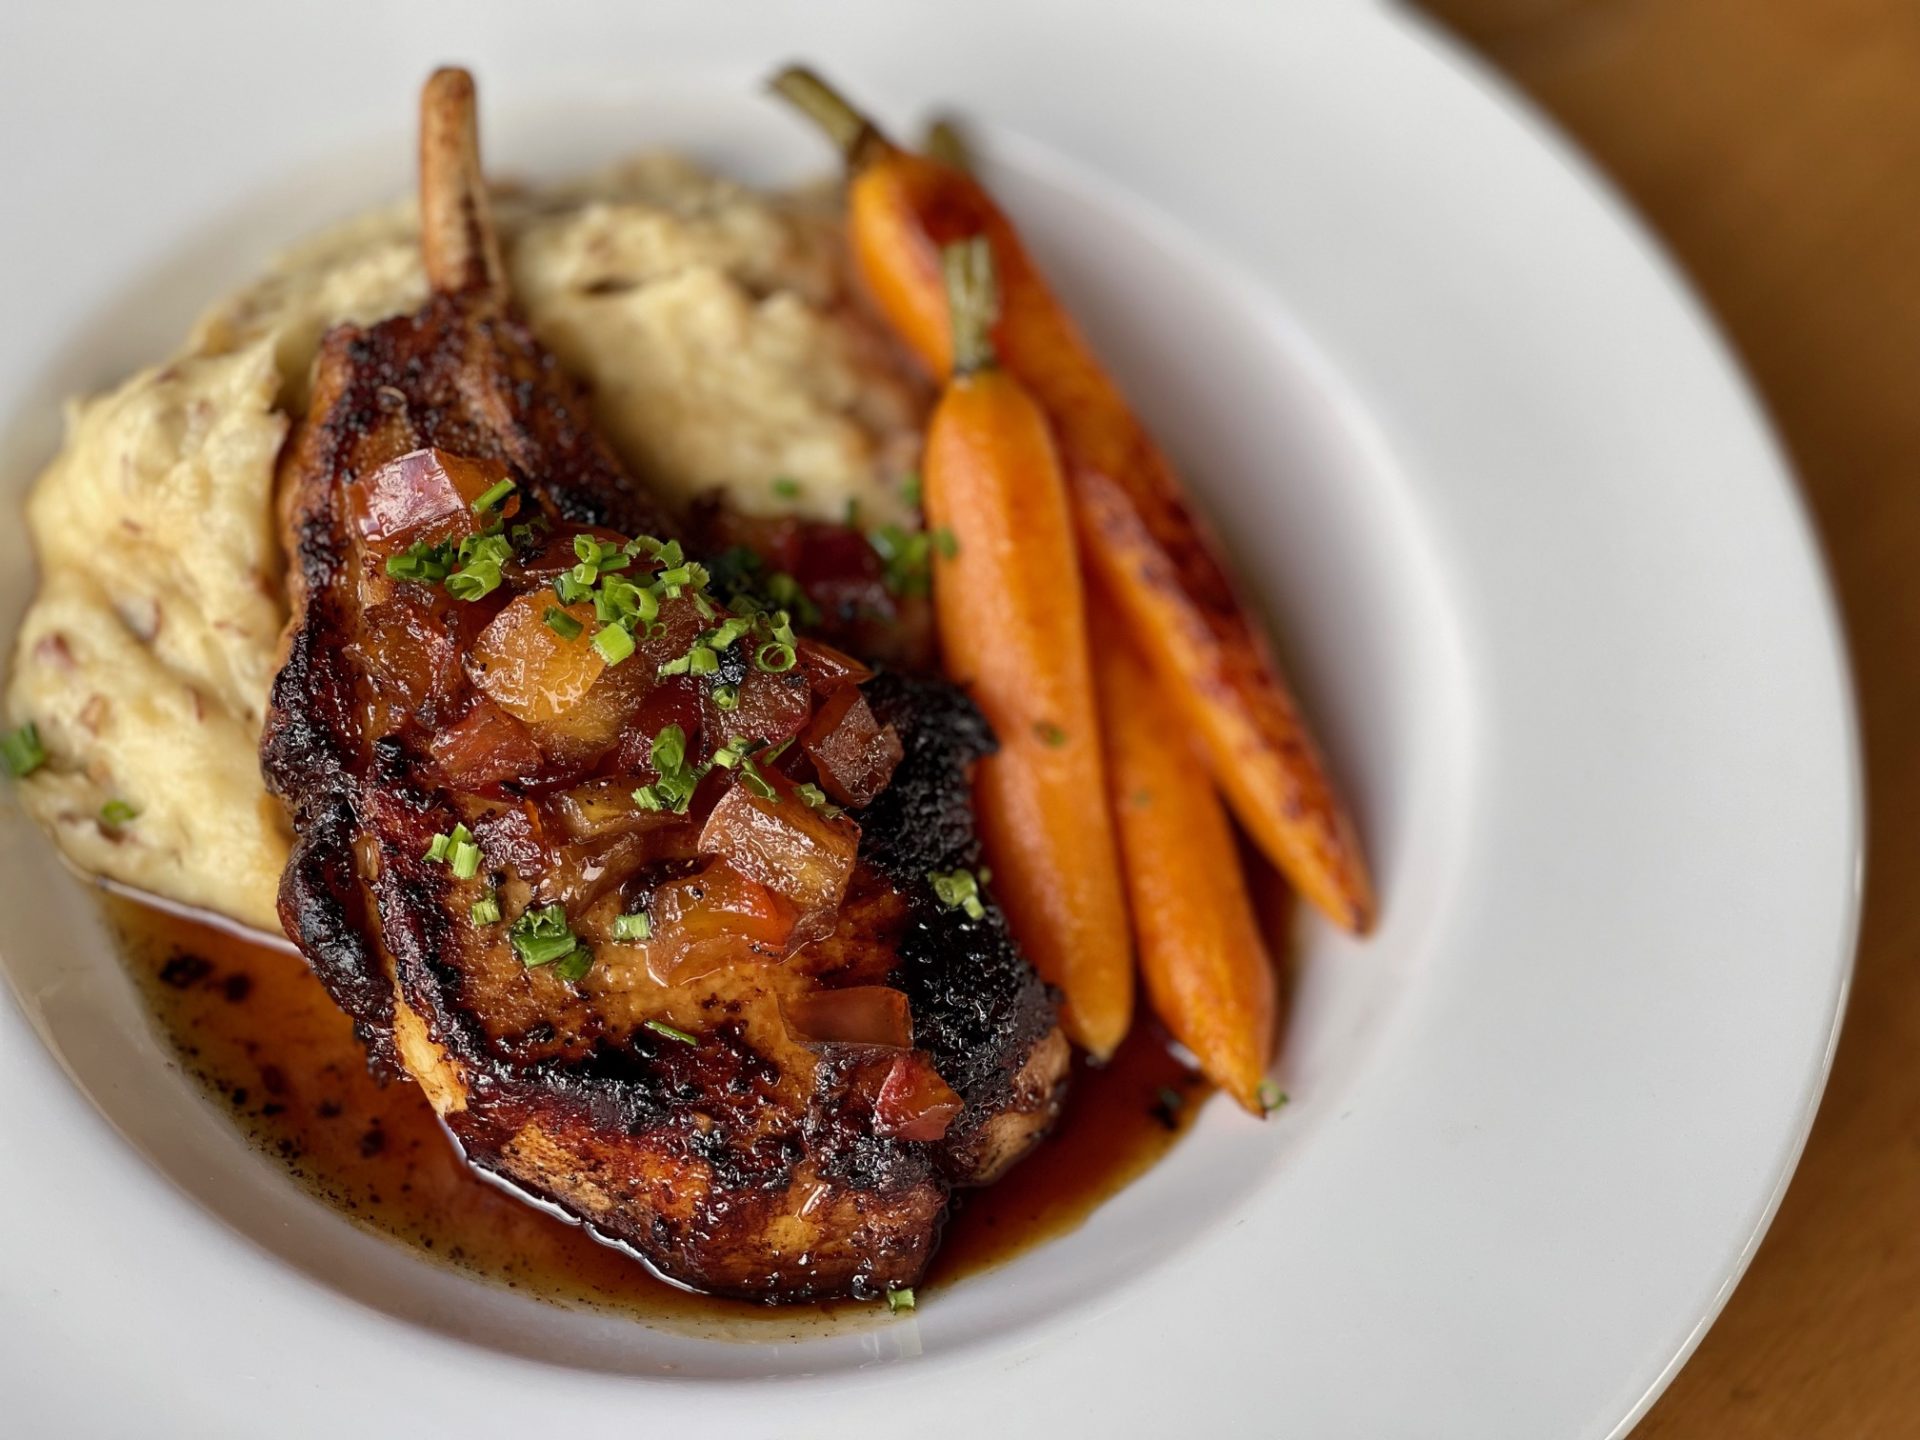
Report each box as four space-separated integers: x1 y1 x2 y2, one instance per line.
6 155 926 933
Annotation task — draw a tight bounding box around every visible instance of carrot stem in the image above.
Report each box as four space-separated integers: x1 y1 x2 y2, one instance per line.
941 238 999 375
768 65 878 162
923 117 973 172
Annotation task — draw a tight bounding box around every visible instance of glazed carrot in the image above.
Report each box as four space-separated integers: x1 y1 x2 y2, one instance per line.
1092 600 1277 1114
921 238 1132 1059
772 67 1374 934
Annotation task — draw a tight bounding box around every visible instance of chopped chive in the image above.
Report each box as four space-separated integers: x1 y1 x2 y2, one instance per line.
771 476 803 499
471 478 517 513
2 722 47 777
592 624 636 665
927 868 987 921
449 839 481 880
552 947 594 983
739 764 777 800
424 833 453 862
885 1287 916 1313
644 1019 697 1045
867 524 939 597
509 903 580 968
445 565 502 601
543 606 584 641
1258 1081 1290 1114
386 539 454 584
794 783 841 816
445 532 513 601
900 472 922 508
712 683 740 711
552 571 594 605
444 567 500 601
612 911 653 942
633 725 701 815
932 528 958 559
470 892 502 925
652 725 686 774
510 515 551 552
1033 721 1068 748
99 799 139 827
754 640 797 673
687 644 720 677
709 617 752 651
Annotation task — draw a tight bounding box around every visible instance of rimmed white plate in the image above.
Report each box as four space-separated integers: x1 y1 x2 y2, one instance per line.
0 3 1858 1437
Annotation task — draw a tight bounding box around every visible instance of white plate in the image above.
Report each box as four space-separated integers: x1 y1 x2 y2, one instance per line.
0 3 1859 1437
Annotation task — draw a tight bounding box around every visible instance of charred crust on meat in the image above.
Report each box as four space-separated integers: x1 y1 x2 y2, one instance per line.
860 673 1059 1124
257 72 1065 1302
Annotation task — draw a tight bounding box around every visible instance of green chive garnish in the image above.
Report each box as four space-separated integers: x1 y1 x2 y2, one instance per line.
885 1287 916 1313
544 607 583 641
771 476 803 499
612 911 653 942
425 833 453 862
712 683 741 711
652 725 686 773
592 624 635 665
552 571 594 605
386 539 455 584
552 947 594 983
470 893 502 925
449 840 481 880
1258 1081 1289 1114
99 799 139 827
2 722 47 778
446 532 513 601
509 903 580 968
633 725 701 814
644 1019 697 1045
471 478 517 513
1033 721 1068 748
928 868 987 921
754 640 797 673
794 783 842 816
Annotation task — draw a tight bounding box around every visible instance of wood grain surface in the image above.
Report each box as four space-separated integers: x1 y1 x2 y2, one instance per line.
1416 1 1920 1433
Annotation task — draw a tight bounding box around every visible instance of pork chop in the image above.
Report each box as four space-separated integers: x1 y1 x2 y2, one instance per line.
260 68 1066 1301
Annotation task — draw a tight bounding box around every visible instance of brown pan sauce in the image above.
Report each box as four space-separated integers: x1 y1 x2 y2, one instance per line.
106 875 1290 1329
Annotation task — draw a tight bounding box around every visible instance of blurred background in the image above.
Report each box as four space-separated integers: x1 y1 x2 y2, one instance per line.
1421 2 1916 1435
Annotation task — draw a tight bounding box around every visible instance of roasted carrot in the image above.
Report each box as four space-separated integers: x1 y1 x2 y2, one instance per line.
1092 599 1277 1114
921 237 1132 1058
772 66 1375 934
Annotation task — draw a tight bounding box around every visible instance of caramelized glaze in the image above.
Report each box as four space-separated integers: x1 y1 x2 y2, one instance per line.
106 884 1288 1327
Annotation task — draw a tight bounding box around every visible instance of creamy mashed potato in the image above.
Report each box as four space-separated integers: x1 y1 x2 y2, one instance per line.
7 155 925 932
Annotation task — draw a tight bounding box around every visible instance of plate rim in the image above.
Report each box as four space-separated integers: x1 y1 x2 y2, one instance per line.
0 3 1863 1436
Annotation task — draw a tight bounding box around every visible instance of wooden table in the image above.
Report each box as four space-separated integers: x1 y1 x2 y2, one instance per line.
1417 1 1920 1433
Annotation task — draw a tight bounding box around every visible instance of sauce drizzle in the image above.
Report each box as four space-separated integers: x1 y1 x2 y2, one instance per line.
105 887 1278 1330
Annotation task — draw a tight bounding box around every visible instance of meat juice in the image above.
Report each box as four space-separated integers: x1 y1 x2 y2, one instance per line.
106 883 1289 1331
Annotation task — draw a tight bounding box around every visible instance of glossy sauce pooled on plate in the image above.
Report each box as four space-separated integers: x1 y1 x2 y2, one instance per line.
107 887 1288 1329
